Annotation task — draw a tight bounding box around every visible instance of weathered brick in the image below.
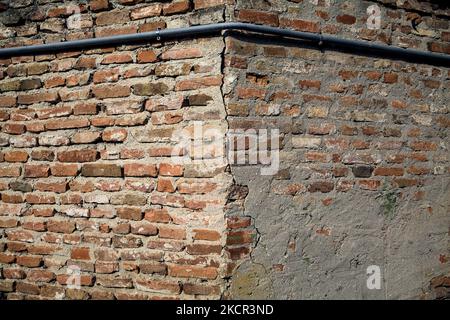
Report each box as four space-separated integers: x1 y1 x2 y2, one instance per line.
71 247 91 260
2 123 26 135
102 128 128 142
0 165 21 177
168 265 218 280
117 207 143 221
82 164 122 177
279 18 320 33
133 82 170 96
92 85 131 99
47 220 75 233
131 5 161 20
159 163 183 176
144 209 172 223
16 255 42 267
162 0 190 15
51 163 79 176
4 150 29 163
124 164 157 177
90 0 109 12
72 131 101 144
24 164 50 178
93 68 119 83
238 9 279 26
57 149 98 163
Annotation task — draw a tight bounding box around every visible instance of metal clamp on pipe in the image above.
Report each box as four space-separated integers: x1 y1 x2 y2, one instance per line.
156 28 161 42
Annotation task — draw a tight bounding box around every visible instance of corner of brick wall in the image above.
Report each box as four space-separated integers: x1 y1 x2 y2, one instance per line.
0 0 449 300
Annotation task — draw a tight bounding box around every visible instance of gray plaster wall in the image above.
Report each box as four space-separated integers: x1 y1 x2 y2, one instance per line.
229 166 449 299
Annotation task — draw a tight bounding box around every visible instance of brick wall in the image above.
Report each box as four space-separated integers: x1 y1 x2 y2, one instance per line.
0 0 233 300
0 0 449 300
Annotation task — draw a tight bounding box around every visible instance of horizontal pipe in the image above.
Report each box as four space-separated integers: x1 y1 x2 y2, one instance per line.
0 22 449 67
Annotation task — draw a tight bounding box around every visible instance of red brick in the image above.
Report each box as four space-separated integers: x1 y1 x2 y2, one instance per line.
4 150 29 162
57 149 98 162
90 0 109 12
51 163 79 176
102 128 128 142
237 87 266 99
384 72 398 84
161 48 202 60
27 270 55 282
101 53 133 64
135 279 180 294
238 9 279 26
3 268 26 279
0 253 16 264
358 179 381 191
162 0 190 15
0 96 17 107
183 283 220 295
193 229 221 241
96 9 129 26
159 163 183 176
24 164 50 178
16 255 42 267
0 166 21 177
158 225 186 240
280 18 320 33
124 163 157 177
17 91 59 105
1 193 23 204
47 220 76 234
95 25 137 38
25 193 56 204
374 167 404 176
117 207 143 221
0 218 19 228
2 123 26 135
407 166 431 175
175 75 222 91
45 118 90 130
73 102 98 115
131 5 161 20
72 131 101 144
93 68 119 83
308 181 334 193
82 163 122 177
226 230 254 245
34 181 68 193
16 282 40 295
336 14 356 25
22 220 46 231
139 21 167 33
168 265 218 280
410 141 437 151
31 208 55 218
131 223 158 236
71 247 91 260
92 85 131 99
56 274 94 286
144 208 172 223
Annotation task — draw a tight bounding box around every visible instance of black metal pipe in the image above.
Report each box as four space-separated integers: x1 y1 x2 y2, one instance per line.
0 22 449 67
